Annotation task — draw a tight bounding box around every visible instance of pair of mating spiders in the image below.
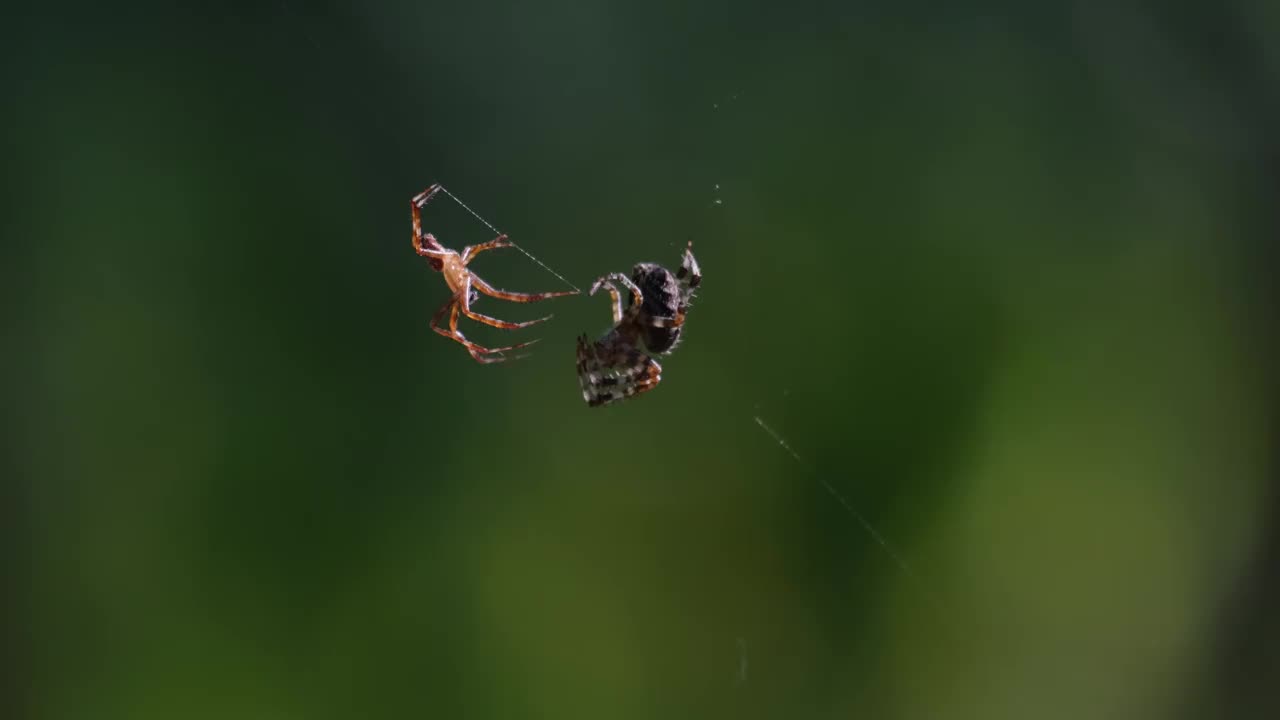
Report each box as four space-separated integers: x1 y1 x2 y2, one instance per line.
411 185 701 406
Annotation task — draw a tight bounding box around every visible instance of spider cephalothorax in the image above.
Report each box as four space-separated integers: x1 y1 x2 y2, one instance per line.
411 185 578 363
576 242 701 406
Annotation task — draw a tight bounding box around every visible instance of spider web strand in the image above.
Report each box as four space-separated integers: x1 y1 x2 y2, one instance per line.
752 415 920 583
435 185 582 293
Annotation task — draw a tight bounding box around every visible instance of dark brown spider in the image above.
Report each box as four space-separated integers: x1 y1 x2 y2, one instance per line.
411 185 577 363
576 241 701 406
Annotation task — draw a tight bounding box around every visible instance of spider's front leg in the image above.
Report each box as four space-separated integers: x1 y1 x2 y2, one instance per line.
634 240 698 331
588 273 643 326
676 240 701 303
410 185 449 262
462 234 513 264
412 185 444 209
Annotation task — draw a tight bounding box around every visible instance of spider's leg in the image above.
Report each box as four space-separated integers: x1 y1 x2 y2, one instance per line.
431 299 496 358
590 272 645 324
588 280 625 325
411 186 449 259
412 185 444 210
456 274 553 330
675 240 701 303
451 299 541 359
431 297 538 363
590 273 643 307
461 306 553 330
461 234 513 264
471 274 578 303
429 296 455 338
464 340 538 364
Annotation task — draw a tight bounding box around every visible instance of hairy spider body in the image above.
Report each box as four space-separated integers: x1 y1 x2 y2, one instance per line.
411 185 577 363
577 242 701 406
631 262 685 353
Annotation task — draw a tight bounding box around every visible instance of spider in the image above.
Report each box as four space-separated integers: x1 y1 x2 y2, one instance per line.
411 185 577 363
576 241 701 406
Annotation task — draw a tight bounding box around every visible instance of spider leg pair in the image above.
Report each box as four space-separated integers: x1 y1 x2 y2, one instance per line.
412 185 577 363
577 241 701 406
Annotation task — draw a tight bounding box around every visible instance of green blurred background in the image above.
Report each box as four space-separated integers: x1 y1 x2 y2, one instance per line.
7 2 1278 718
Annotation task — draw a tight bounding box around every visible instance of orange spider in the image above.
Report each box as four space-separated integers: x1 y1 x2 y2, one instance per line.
411 185 578 363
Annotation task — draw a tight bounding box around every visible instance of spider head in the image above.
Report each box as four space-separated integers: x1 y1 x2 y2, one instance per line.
421 233 446 271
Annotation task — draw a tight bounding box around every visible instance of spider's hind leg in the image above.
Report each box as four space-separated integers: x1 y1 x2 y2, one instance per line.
472 275 578 303
462 306 553 330
431 297 538 364
458 277 554 330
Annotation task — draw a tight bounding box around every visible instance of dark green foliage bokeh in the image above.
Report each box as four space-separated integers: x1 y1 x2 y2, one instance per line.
8 2 1278 718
